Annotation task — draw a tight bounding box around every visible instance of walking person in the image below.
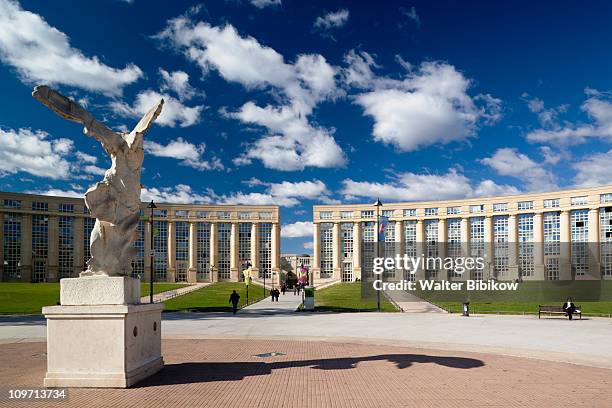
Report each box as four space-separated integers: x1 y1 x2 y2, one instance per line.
229 290 240 315
270 288 276 302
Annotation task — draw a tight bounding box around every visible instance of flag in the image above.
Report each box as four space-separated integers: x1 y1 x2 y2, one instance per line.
378 216 389 241
243 267 252 285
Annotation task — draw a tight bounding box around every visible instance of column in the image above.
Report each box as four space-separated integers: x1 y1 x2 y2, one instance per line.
20 214 32 282
588 208 601 278
312 223 321 281
437 219 447 281
559 210 571 280
167 221 176 282
415 220 425 280
210 222 218 282
507 215 519 280
353 222 362 281
395 220 404 280
250 222 260 278
143 220 151 283
271 222 280 275
0 214 4 281
459 218 470 281
230 222 239 281
188 222 197 283
533 213 545 280
483 216 494 280
47 215 59 282
332 222 341 280
73 216 84 276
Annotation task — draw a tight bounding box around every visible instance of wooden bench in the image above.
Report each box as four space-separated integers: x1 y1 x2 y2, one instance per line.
538 305 581 319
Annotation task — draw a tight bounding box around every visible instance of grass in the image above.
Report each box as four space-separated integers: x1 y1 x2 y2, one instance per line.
163 282 266 312
310 282 398 312
0 282 190 315
416 280 612 316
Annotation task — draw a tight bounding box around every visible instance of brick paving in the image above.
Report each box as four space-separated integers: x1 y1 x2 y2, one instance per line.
0 339 611 408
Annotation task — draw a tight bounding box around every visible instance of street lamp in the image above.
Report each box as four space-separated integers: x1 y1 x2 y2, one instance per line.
147 200 157 304
374 198 383 312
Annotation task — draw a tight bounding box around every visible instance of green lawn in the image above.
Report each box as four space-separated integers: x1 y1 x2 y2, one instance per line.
0 282 189 315
163 282 266 312
416 280 612 316
311 282 398 312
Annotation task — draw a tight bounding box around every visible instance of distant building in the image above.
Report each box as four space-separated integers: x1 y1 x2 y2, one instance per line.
281 253 311 273
0 191 280 283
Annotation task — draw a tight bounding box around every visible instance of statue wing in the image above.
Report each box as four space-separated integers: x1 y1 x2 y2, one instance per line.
124 99 164 148
32 85 123 153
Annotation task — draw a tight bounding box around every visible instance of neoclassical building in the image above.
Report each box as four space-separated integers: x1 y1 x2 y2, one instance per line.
312 185 612 284
0 191 280 283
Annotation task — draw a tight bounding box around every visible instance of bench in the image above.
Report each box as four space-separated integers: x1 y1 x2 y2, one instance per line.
538 305 581 319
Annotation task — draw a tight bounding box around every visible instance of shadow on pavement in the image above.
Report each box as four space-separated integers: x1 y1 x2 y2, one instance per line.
137 353 484 387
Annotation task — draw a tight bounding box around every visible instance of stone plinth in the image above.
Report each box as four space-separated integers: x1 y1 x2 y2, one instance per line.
60 276 140 305
44 277 163 388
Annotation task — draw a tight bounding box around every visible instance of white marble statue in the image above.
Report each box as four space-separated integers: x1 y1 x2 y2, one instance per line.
32 85 164 277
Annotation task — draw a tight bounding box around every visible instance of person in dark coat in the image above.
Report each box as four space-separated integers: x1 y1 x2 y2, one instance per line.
270 288 276 302
229 290 240 314
281 284 286 295
274 288 280 301
563 297 577 320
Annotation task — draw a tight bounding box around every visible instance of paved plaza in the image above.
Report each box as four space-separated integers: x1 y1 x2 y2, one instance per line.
1 339 611 408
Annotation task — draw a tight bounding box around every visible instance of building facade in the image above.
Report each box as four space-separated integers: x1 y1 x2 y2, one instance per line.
0 191 280 283
312 185 612 284
281 254 312 273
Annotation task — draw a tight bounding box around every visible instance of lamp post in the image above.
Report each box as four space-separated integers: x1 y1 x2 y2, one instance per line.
374 198 382 312
147 200 157 304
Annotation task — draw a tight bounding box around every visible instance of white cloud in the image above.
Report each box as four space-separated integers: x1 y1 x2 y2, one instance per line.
0 127 73 179
157 18 346 170
0 0 142 95
111 90 204 127
159 68 196 101
29 188 83 198
218 179 332 207
250 0 281 9
282 221 313 238
217 192 298 207
303 242 313 250
75 151 97 164
400 6 421 27
480 148 556 191
144 137 224 171
314 9 349 30
572 149 612 187
341 169 518 201
526 89 612 146
346 52 501 152
141 184 211 204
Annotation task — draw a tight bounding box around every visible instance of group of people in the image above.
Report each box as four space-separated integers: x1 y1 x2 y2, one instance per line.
270 287 281 302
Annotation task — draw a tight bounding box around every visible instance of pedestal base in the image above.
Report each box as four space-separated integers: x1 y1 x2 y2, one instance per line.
43 303 164 388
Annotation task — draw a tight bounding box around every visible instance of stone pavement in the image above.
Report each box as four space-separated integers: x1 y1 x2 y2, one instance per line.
240 290 303 314
1 339 610 408
383 289 446 313
139 283 208 304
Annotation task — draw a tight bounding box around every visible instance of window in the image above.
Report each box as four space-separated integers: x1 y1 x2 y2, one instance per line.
341 223 353 282
32 214 48 282
382 210 394 218
32 201 48 212
4 199 21 209
259 212 273 220
571 210 589 276
58 216 74 279
83 217 95 266
601 193 612 203
196 211 208 219
259 223 272 279
153 209 167 218
544 199 560 209
546 258 560 281
197 223 211 281
238 223 251 280
403 209 416 217
175 210 189 218
571 196 588 206
175 221 189 262
320 211 333 219
425 220 438 280
341 211 353 219
447 206 461 215
59 204 74 213
404 221 417 281
361 210 374 218
601 208 612 277
447 219 462 279
217 223 231 279
320 223 333 279
239 212 251 220
425 208 438 216
469 204 484 214
361 222 375 279
153 220 168 281
493 216 509 279
470 217 485 279
131 220 144 279
518 214 534 277
218 211 231 220
543 212 560 256
518 201 533 210
3 212 21 279
493 203 508 212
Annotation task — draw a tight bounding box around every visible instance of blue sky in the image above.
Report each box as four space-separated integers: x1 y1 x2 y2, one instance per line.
1 0 612 254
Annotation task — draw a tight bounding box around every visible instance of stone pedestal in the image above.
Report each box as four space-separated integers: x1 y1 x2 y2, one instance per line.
43 277 163 388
